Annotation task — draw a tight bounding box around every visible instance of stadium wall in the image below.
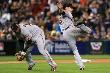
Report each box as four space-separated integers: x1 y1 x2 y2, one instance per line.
0 40 109 55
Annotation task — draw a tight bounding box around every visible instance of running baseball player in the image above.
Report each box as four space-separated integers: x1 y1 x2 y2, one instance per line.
11 17 57 71
57 3 92 70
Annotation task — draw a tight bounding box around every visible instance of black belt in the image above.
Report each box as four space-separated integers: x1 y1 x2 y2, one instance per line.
64 26 69 30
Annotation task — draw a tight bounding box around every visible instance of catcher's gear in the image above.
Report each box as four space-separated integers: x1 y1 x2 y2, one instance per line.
15 51 26 61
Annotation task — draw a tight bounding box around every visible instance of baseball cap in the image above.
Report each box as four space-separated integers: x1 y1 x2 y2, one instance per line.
63 3 73 9
11 23 19 32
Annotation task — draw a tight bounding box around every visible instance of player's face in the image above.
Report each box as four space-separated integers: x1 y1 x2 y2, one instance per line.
69 7 73 12
57 2 63 9
65 7 73 13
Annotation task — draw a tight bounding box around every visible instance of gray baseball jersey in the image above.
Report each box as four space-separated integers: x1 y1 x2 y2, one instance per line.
60 15 75 32
59 14 82 38
19 22 45 42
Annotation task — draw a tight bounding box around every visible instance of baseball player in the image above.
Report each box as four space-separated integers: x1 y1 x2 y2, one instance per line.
57 3 92 70
11 18 57 71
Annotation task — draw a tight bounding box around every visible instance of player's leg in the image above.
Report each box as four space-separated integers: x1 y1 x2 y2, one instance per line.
25 44 35 70
77 24 92 34
67 38 84 69
63 33 84 70
36 33 57 71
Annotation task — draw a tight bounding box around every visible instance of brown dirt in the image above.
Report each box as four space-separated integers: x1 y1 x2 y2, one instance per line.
0 59 110 64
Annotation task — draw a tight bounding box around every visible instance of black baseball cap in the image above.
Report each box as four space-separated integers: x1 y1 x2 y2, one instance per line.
11 23 19 32
63 3 73 9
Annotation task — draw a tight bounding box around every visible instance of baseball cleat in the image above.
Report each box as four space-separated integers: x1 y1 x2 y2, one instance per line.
28 63 35 70
80 66 85 70
80 67 84 70
51 65 57 72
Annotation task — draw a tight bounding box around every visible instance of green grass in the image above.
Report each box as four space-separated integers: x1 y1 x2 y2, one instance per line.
0 55 110 61
0 63 110 73
0 55 110 73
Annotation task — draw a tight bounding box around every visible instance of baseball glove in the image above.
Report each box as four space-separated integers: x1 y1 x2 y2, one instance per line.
15 51 26 61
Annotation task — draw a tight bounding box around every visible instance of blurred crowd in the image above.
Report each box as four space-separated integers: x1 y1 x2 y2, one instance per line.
0 0 110 41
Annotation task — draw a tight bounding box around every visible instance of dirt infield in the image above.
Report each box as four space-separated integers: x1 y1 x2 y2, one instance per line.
0 59 110 64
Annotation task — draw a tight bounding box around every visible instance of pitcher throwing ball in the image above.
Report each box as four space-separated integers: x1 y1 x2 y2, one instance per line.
56 2 92 70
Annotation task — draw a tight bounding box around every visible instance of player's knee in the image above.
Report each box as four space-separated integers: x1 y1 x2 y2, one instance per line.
39 49 46 55
73 49 79 54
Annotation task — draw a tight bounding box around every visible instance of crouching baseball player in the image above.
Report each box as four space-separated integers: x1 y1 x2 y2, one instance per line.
11 18 57 71
57 3 92 70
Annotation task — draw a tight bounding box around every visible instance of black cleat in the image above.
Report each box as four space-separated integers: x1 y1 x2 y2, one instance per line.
51 65 57 72
80 67 84 70
28 63 35 70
